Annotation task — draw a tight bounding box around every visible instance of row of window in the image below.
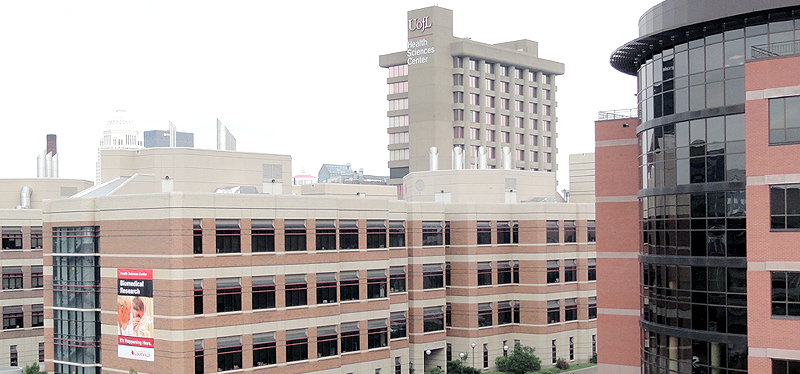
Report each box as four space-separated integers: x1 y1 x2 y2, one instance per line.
1 266 43 290
546 298 597 324
2 305 43 330
388 132 409 145
455 95 552 117
457 127 552 146
195 268 408 314
456 57 551 85
458 88 552 105
546 220 596 243
7 343 44 367
459 145 552 165
546 259 596 284
197 319 396 373
1 227 43 250
452 115 553 133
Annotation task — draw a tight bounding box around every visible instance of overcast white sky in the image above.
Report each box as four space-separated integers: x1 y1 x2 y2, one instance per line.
0 1 661 189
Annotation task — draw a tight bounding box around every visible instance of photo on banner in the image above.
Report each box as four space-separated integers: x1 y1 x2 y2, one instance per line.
117 268 155 362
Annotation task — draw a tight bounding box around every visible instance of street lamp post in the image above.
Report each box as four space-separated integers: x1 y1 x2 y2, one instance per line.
425 349 431 372
459 352 466 374
471 342 476 369
503 345 509 374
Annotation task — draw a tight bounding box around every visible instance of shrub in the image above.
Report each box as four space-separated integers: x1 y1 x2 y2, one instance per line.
590 352 597 364
494 344 541 374
555 357 569 370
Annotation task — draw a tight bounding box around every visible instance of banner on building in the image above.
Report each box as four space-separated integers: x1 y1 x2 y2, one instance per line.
117 268 155 362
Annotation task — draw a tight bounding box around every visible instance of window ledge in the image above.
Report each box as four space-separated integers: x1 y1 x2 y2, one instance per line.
771 315 800 320
770 229 800 232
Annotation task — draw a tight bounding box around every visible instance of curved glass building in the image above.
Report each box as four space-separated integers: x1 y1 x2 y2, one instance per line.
606 1 800 373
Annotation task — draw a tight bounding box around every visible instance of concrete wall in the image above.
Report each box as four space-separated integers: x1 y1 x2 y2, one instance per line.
568 153 595 204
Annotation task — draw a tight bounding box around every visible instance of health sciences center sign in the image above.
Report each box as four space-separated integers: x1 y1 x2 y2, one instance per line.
408 16 434 65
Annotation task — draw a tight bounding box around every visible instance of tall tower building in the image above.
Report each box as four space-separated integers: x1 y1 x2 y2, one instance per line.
96 110 143 184
36 134 59 178
379 6 564 185
143 121 195 148
598 1 800 373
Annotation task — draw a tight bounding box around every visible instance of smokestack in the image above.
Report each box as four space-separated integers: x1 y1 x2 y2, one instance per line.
501 146 512 170
46 134 57 155
452 146 463 170
429 147 439 171
477 146 488 169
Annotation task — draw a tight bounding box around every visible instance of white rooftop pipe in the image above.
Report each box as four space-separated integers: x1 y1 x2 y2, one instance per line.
16 186 31 209
477 146 488 169
429 147 439 171
501 146 512 170
452 146 464 170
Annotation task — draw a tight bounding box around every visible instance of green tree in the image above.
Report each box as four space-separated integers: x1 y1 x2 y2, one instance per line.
424 367 443 374
447 358 481 374
23 363 47 374
494 345 541 374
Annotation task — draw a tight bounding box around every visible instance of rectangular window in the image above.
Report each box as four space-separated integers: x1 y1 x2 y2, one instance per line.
547 300 560 324
484 129 495 142
529 86 538 98
497 221 512 244
388 64 409 77
478 302 492 327
470 128 480 140
516 149 525 162
771 185 800 230
217 336 242 372
339 220 359 250
285 329 308 362
769 96 800 144
529 118 538 130
368 319 388 349
216 278 241 313
484 62 494 74
215 220 240 253
453 91 464 103
367 269 387 299
317 325 338 358
454 126 465 139
500 115 510 127
251 220 275 252
252 276 276 310
316 272 337 304
498 261 512 284
453 57 463 68
547 260 559 283
589 297 597 319
2 267 22 289
470 110 480 123
592 335 596 356
564 221 576 243
772 271 800 316
569 337 574 361
514 300 521 323
315 220 336 250
543 136 552 147
284 220 307 251
390 311 406 339
498 301 512 324
552 340 557 364
485 112 495 125
515 133 525 145
453 109 464 121
531 151 539 162
367 220 387 249
388 98 409 111
340 271 359 301
477 221 491 244
194 279 203 315
253 333 276 367
515 68 523 79
501 98 510 110
193 220 203 254
515 100 524 111
542 74 550 85
588 220 596 242
31 304 43 327
30 227 42 249
469 76 480 88
388 81 408 94
1 227 22 250
544 152 552 163
469 59 478 71
543 120 552 131
546 220 559 243
340 322 360 353
195 340 204 374
772 359 800 373
422 221 443 246
543 104 551 116
446 303 452 327
485 78 495 91
485 95 495 108
543 88 551 100
445 262 451 286
565 298 577 321
515 84 524 95
477 262 492 286
501 81 510 93
389 115 409 128
38 342 44 363
513 261 520 283
10 345 17 367
564 260 577 283
453 74 464 86
483 344 489 368
389 266 406 293
423 264 444 289
588 259 596 281
423 306 444 332
501 131 510 143
285 274 307 307
2 306 23 329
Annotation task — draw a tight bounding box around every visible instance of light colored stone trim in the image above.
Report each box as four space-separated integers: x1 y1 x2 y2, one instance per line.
749 347 800 360
748 173 800 186
0 258 43 267
599 363 640 374
595 139 638 148
748 262 800 272
0 297 41 307
446 290 596 304
747 85 800 101
596 252 639 259
596 196 638 203
597 308 639 316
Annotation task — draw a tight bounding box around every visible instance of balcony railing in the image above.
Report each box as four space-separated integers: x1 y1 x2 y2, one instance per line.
598 108 638 120
752 40 800 59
